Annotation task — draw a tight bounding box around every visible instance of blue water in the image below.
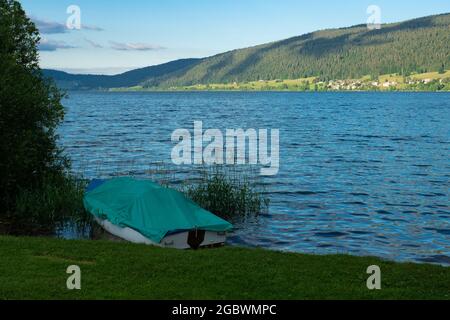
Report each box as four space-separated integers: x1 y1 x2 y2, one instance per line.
60 92 450 265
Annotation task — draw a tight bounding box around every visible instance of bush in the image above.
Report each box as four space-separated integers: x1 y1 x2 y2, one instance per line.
3 175 91 236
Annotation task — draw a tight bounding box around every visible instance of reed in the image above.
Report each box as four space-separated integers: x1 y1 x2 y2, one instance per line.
180 166 269 220
10 174 91 236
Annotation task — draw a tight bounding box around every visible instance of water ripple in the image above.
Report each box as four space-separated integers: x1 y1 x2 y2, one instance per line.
60 92 450 265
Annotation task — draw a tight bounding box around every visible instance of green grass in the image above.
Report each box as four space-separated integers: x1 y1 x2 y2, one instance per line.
410 70 450 80
0 236 449 300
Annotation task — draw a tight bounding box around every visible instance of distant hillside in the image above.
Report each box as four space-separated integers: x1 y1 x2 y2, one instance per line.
43 58 201 90
44 13 450 90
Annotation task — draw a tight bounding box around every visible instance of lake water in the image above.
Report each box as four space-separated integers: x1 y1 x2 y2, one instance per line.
60 92 450 265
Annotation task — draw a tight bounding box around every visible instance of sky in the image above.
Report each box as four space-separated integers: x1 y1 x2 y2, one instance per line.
20 0 450 75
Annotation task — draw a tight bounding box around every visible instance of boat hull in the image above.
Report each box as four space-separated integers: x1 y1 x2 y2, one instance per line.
94 217 227 249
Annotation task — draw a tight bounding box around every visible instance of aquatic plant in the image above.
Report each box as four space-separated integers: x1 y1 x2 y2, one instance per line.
9 174 91 236
179 166 269 220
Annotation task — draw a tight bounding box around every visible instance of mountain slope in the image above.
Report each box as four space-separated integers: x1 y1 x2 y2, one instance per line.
43 58 201 90
44 13 450 90
150 13 450 88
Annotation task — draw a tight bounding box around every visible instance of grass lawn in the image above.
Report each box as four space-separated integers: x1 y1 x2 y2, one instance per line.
0 236 448 300
410 70 450 80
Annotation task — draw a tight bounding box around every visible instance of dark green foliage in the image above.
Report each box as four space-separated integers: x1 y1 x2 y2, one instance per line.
0 0 87 234
406 79 447 91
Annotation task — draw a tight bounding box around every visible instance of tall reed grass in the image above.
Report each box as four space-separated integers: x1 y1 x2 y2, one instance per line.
148 163 269 221
9 174 91 236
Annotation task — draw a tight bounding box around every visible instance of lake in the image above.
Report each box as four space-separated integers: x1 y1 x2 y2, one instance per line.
60 91 450 265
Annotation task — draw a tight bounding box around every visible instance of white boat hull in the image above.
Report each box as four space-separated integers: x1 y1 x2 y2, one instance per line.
94 217 227 249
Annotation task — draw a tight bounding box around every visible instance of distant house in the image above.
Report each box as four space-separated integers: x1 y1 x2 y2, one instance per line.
382 81 397 88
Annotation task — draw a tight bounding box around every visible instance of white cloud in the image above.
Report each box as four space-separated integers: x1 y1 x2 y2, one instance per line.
31 17 103 34
109 41 166 51
82 25 104 32
33 19 66 34
39 38 76 51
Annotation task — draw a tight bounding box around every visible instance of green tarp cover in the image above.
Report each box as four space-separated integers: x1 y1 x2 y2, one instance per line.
83 177 233 243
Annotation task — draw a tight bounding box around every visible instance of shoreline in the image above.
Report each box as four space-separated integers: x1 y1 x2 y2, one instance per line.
66 89 450 93
108 89 450 93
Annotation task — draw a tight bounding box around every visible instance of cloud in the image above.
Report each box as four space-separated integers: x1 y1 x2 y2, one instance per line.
85 38 103 48
39 38 76 51
33 19 67 34
109 41 166 51
82 25 104 31
31 17 103 34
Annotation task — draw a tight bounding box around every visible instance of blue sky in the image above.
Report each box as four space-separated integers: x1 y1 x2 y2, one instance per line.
20 0 450 74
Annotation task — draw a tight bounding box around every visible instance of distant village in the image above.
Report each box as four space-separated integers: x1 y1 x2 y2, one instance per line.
323 76 449 91
122 72 450 92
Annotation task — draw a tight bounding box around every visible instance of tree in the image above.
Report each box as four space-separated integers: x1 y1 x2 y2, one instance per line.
0 0 68 229
438 63 445 74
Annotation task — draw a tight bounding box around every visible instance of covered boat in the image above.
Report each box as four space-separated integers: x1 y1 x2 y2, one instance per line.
84 177 233 249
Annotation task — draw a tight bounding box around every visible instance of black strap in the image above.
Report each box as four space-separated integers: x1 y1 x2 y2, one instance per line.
187 229 206 249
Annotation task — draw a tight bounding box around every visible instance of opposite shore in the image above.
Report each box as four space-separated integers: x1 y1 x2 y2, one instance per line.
108 70 450 93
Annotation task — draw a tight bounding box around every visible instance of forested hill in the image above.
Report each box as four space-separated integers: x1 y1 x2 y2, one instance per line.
44 13 450 90
42 58 201 90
